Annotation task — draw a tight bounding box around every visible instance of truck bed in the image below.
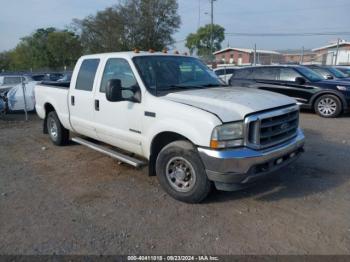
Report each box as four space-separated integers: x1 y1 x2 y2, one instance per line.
34 82 71 130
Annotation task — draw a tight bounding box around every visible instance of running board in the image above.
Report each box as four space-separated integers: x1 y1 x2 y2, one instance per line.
71 137 146 168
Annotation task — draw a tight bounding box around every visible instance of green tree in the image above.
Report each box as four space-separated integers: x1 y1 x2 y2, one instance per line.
72 7 124 53
186 24 225 59
0 51 12 72
8 28 82 71
73 0 181 53
47 31 83 69
22 27 56 69
9 41 33 71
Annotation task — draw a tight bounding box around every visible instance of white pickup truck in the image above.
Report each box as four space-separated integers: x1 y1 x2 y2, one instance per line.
35 51 305 203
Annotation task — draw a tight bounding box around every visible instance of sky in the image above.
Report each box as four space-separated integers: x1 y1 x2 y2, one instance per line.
0 0 350 52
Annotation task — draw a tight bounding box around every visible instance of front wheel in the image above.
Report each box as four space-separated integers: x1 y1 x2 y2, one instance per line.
46 111 69 146
156 140 212 203
314 94 342 118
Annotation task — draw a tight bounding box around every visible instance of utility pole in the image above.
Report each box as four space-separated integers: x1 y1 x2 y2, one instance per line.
210 0 216 60
301 46 304 65
21 77 28 121
335 38 340 65
254 44 257 66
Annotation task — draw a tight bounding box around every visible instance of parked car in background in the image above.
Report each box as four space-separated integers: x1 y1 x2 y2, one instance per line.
6 81 37 111
335 66 350 77
305 65 350 81
214 66 238 84
229 65 350 118
0 74 38 112
0 75 31 93
35 52 305 203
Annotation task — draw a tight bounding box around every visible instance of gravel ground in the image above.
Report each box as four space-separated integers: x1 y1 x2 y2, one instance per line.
0 111 349 255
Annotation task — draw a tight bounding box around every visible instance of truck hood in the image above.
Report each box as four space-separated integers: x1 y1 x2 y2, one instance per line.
163 87 296 122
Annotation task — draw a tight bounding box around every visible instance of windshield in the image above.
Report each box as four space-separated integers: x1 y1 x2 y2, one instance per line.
296 67 324 82
327 67 348 78
133 56 223 94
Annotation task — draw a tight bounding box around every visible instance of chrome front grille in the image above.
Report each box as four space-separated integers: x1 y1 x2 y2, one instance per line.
245 105 299 149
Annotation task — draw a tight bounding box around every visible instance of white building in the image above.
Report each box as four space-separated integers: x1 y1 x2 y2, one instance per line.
312 40 350 65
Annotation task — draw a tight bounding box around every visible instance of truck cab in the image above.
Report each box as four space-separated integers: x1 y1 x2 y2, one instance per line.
35 52 305 203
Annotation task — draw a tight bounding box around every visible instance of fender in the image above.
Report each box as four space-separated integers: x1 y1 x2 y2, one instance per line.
143 120 212 158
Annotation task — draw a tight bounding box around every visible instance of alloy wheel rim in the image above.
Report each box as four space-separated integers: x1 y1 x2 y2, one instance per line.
318 98 337 116
165 157 196 193
49 118 58 140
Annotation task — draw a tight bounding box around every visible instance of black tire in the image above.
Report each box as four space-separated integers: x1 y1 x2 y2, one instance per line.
314 94 342 118
156 140 212 203
46 111 69 146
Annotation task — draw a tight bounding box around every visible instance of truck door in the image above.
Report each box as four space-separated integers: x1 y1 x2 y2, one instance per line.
93 58 143 155
69 58 100 139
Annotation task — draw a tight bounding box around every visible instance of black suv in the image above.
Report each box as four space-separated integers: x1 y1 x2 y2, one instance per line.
229 65 350 118
305 65 350 81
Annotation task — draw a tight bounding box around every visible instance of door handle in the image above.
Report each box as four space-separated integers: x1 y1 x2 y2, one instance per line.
71 96 75 106
95 99 99 111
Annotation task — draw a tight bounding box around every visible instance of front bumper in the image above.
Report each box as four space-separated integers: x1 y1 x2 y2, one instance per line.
198 129 305 191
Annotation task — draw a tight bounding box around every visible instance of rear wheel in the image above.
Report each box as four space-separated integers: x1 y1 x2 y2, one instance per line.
47 111 69 146
314 94 342 118
156 140 212 203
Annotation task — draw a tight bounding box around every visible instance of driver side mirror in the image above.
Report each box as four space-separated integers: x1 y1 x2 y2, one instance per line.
106 79 122 102
105 79 141 103
295 77 306 85
326 74 334 80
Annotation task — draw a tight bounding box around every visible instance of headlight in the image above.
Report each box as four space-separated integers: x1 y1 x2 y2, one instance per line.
337 85 349 91
210 122 244 149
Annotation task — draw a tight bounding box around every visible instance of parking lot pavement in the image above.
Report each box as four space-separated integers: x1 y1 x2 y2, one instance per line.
0 111 349 255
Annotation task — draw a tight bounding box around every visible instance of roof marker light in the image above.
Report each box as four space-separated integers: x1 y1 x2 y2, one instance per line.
134 48 140 53
162 48 168 53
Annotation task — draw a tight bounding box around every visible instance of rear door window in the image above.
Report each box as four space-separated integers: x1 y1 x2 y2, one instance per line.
279 68 302 81
252 68 278 80
75 59 100 91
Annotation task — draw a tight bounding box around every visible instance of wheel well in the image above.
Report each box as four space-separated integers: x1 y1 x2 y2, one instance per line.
43 103 55 134
148 132 190 176
45 103 55 114
312 92 344 112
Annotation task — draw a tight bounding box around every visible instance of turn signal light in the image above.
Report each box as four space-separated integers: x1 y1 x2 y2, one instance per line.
210 140 219 149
